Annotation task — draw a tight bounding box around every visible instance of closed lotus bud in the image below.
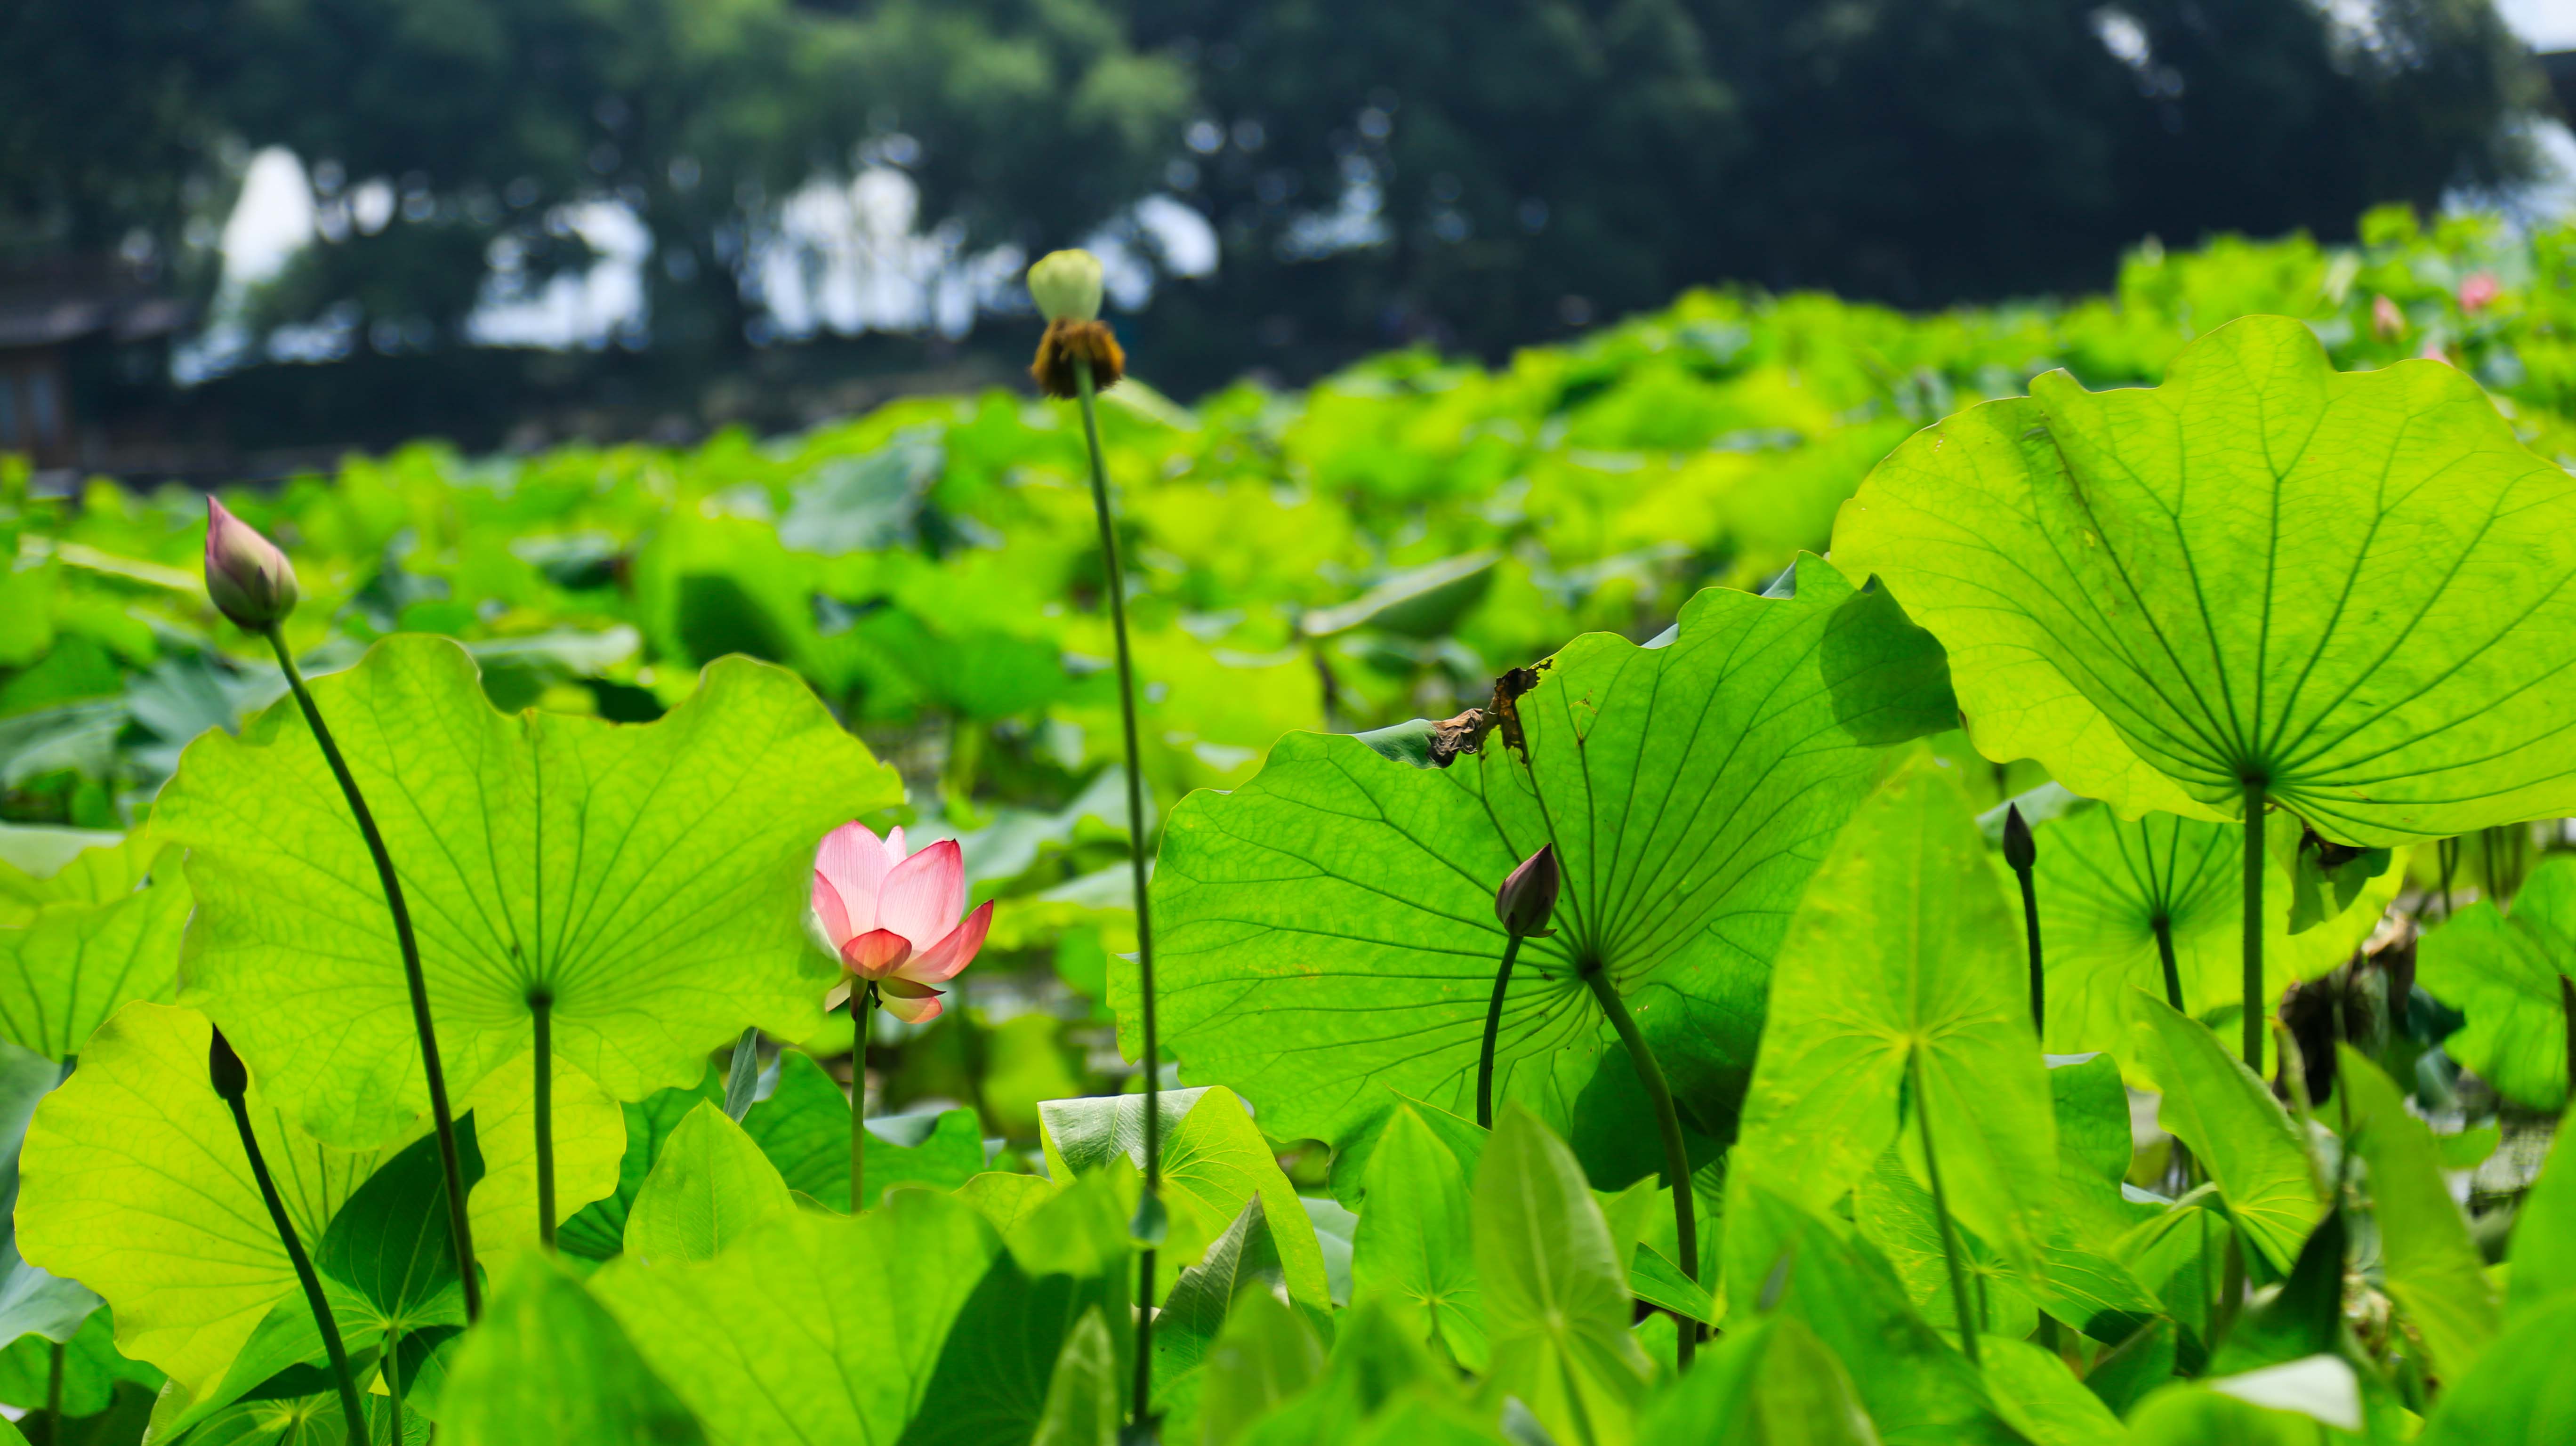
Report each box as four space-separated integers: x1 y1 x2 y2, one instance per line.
2371 294 2404 341
1495 844 1560 938
2002 803 2036 873
204 497 299 631
1028 249 1104 324
209 1024 249 1102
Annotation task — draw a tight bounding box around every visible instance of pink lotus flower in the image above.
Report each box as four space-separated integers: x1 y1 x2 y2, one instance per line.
2459 272 2500 313
813 823 992 1023
203 497 299 631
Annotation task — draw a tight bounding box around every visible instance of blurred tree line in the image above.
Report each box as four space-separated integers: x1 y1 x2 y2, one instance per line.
0 0 2546 435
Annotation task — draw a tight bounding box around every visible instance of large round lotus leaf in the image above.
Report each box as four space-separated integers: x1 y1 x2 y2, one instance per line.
15 1003 598 1398
1835 314 2576 845
2032 805 2400 1057
153 635 900 1148
1131 554 1956 1173
2417 855 2576 1110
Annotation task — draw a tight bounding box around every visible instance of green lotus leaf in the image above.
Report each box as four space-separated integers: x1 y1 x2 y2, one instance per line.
15 1003 585 1398
1733 754 2058 1281
1835 314 2576 844
622 1101 795 1265
1350 1105 1486 1371
593 1188 1121 1446
1634 1315 1878 1446
2126 993 2326 1273
1471 1107 1650 1446
153 634 900 1147
2417 1295 2576 1446
439 1255 706 1446
2029 805 2400 1057
2506 1110 2574 1319
1136 554 1955 1178
2416 855 2576 1110
2337 1048 2498 1379
1718 1176 2023 1446
0 831 188 1059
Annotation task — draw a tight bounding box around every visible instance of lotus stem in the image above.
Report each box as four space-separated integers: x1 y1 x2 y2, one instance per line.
1476 934 1527 1129
531 989 555 1251
2241 780 2266 1070
45 1342 61 1445
1580 962 1697 1371
2153 916 2184 1014
264 627 482 1318
384 1331 403 1446
1071 353 1165 1419
851 982 877 1213
1909 1044 1980 1369
212 1028 370 1444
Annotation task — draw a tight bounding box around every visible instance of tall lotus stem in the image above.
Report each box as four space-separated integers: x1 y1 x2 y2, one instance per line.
851 983 877 1213
206 498 480 1319
2242 781 2266 1070
2003 804 2042 1036
1909 1044 1980 1368
1480 844 1560 1128
531 988 555 1250
2152 916 2184 1014
209 1026 369 1444
1031 248 1163 1421
1579 962 1697 1371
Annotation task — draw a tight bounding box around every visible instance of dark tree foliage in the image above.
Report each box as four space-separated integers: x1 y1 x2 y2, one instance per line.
1127 0 2541 377
0 0 2544 415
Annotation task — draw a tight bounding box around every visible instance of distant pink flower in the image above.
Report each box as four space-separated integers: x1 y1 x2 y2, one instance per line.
813 823 992 1023
2458 272 2500 313
2418 338 2453 366
2371 294 2404 340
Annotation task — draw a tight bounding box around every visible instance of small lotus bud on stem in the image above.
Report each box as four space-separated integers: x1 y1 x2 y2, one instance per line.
208 1024 250 1102
2002 803 2036 872
1495 844 1561 938
203 497 300 632
1028 249 1124 399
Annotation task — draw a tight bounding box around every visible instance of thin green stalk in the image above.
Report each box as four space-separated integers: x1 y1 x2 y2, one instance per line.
217 1052 368 1442
383 1331 403 1446
1909 1045 1980 1369
2241 780 2266 1070
1476 934 1527 1129
2011 860 2043 1036
1071 354 1165 1421
850 983 877 1213
2153 916 2184 1014
264 628 481 1319
1579 963 1697 1372
45 1341 62 1445
531 989 555 1251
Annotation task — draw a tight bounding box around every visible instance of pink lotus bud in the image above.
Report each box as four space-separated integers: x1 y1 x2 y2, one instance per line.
1494 844 1560 938
2371 294 2404 340
2458 272 2500 313
812 822 992 1023
204 497 300 631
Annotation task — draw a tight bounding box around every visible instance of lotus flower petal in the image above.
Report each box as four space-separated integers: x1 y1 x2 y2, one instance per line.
840 928 912 979
875 840 965 953
877 976 945 1024
898 900 992 985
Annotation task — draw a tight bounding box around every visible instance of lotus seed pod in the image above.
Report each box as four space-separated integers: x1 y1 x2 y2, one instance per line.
203 497 300 631
1028 249 1104 324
